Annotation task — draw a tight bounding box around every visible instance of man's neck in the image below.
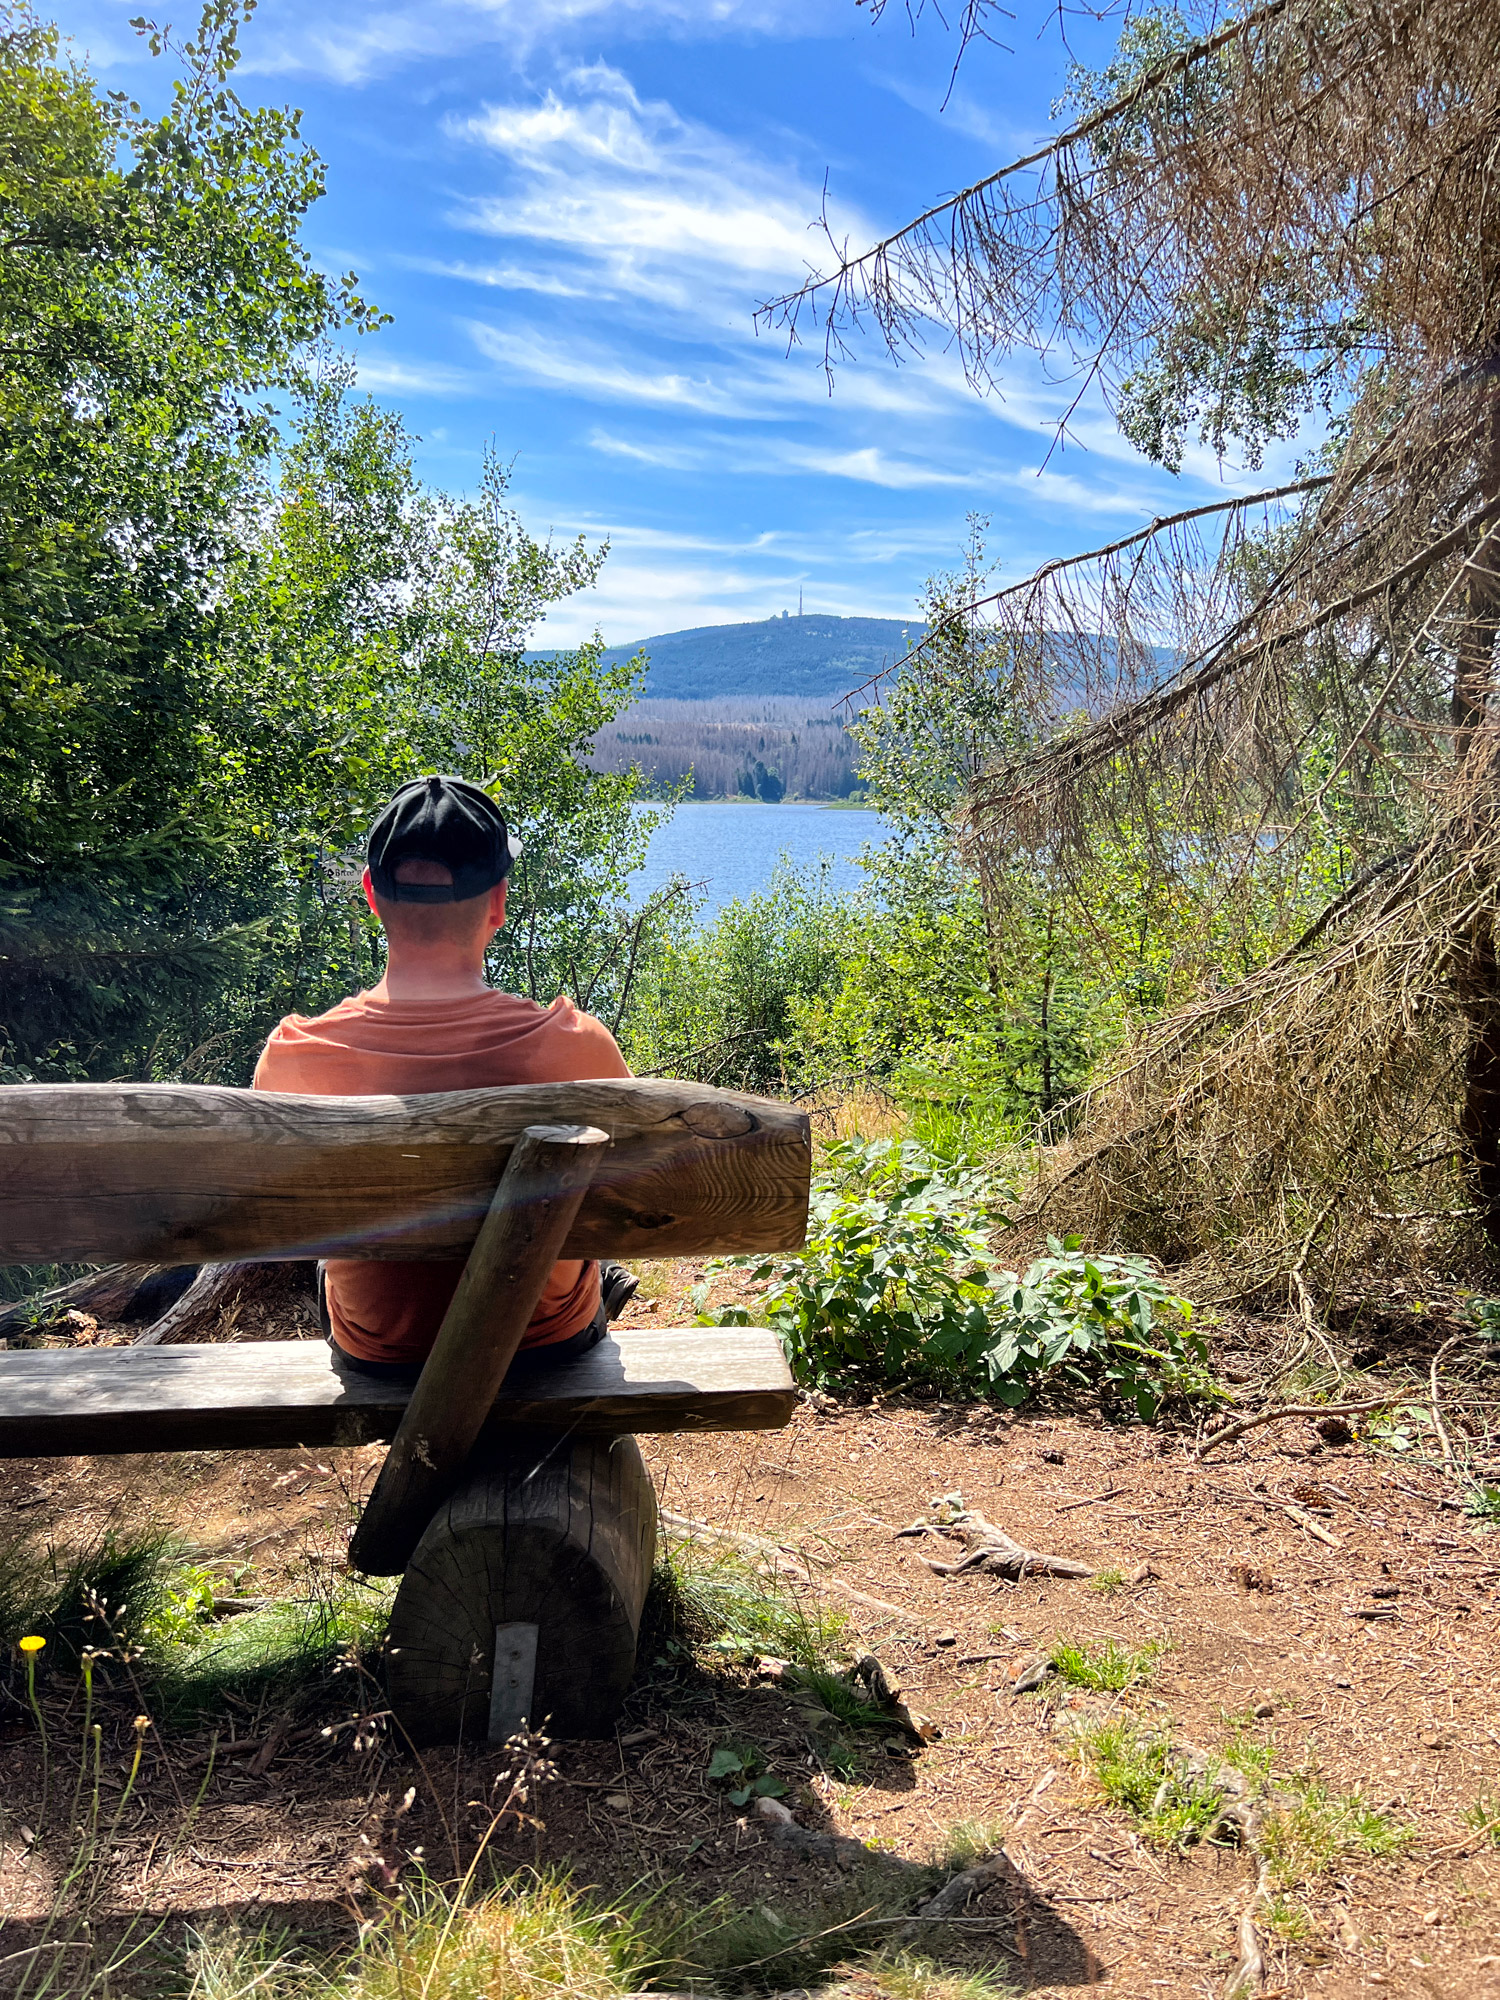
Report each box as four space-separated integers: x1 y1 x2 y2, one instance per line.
370 951 493 1004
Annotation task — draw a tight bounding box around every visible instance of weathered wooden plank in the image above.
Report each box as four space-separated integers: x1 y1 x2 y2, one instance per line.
0 1079 810 1264
350 1123 610 1577
0 1327 797 1458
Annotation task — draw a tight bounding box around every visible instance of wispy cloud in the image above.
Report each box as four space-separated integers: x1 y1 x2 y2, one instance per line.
353 354 481 396
397 255 595 299
230 0 844 86
449 63 846 318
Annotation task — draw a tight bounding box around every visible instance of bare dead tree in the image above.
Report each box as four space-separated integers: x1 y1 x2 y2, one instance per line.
760 0 1500 1280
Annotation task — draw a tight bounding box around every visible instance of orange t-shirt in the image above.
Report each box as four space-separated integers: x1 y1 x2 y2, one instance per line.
252 987 632 1365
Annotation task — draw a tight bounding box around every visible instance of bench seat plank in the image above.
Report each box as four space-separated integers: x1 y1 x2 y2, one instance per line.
0 1328 797 1459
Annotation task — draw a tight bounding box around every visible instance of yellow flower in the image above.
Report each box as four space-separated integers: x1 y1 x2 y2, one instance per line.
18 1635 45 1654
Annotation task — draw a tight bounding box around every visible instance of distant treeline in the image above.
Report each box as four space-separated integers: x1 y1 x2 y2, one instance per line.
588 697 862 800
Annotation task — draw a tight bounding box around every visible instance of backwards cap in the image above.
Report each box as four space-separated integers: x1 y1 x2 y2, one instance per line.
366 775 520 904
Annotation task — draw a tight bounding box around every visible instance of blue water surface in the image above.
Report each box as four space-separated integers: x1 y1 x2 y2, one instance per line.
629 800 883 916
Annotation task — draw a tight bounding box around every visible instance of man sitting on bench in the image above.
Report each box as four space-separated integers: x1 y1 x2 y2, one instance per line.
254 774 637 1381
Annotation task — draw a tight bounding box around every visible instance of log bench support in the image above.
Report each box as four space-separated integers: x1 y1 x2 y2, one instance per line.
386 1430 657 1744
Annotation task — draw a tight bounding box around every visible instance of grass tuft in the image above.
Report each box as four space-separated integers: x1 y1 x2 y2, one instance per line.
1464 1794 1500 1846
931 1817 1009 1871
1259 1775 1413 1888
1050 1636 1162 1693
1069 1717 1229 1847
644 1536 846 1669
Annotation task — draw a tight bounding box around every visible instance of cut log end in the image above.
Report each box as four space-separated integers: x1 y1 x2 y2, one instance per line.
384 1431 657 1743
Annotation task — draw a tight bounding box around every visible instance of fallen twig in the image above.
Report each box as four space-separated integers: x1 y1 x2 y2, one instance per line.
1195 1395 1397 1459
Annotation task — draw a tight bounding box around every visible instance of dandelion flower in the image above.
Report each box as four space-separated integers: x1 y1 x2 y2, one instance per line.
18 1635 45 1654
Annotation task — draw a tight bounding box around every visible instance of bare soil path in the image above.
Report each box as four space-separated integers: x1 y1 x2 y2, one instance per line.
2 1266 1499 1997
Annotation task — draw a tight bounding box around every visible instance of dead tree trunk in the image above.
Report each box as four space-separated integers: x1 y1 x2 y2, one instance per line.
1455 363 1500 1244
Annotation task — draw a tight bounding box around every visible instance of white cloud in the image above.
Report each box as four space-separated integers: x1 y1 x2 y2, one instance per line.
450 64 845 318
227 0 842 85
397 255 595 299
468 323 739 413
774 443 972 490
353 354 481 396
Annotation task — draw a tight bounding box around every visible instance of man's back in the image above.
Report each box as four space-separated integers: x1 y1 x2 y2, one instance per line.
254 985 631 1364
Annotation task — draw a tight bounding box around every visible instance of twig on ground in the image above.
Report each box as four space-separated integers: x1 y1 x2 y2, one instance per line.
1195 1394 1397 1459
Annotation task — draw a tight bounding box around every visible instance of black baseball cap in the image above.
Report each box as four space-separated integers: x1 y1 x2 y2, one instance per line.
366 775 521 904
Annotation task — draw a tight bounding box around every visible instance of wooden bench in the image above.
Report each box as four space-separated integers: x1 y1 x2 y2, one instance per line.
0 1078 809 1742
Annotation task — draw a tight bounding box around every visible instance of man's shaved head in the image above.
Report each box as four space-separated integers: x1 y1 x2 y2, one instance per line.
371 859 501 948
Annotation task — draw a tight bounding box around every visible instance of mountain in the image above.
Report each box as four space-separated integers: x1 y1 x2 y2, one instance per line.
535 613 924 700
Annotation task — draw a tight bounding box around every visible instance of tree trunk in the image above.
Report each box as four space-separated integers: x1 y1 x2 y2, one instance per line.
1456 365 1500 1242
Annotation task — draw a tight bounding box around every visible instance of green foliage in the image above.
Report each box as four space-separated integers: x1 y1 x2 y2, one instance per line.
931 1819 1009 1871
790 1662 896 1733
706 1743 788 1807
1463 1795 1500 1846
0 12 665 1085
0 1522 389 1724
1049 1637 1162 1693
645 1537 846 1669
1071 1718 1230 1848
703 1138 1208 1416
623 857 852 1093
0 4 376 1077
1259 1775 1413 1888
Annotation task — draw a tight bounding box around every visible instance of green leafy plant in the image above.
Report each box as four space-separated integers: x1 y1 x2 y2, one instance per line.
1463 1795 1500 1846
702 1140 1209 1416
706 1744 787 1808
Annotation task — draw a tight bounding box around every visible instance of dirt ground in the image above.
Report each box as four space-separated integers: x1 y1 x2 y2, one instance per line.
2 1265 1500 1997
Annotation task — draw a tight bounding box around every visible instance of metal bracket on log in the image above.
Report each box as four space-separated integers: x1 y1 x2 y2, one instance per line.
488 1622 539 1742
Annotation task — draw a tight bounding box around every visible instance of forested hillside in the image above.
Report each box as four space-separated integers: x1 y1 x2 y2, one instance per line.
538 612 922 700
588 697 861 798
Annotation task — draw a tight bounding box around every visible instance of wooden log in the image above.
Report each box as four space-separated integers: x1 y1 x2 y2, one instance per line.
0 1079 810 1265
349 1124 609 1577
0 1327 797 1457
384 1431 657 1742
0 1262 197 1336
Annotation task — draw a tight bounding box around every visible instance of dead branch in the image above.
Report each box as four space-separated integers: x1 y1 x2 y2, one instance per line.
1195 1395 1398 1459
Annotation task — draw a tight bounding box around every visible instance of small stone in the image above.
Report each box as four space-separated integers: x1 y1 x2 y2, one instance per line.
605 1793 630 1810
934 1631 958 1648
1335 1678 1352 1689
1041 1448 1065 1465
1253 1701 1274 1719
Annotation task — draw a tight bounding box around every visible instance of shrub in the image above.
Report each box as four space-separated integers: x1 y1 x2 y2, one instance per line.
702 1138 1210 1416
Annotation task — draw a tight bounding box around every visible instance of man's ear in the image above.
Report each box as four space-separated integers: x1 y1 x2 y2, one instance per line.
362 866 379 917
488 878 509 931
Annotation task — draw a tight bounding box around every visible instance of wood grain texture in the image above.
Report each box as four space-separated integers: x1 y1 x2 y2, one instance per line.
0 1327 796 1458
350 1123 609 1578
0 1079 810 1264
385 1431 657 1741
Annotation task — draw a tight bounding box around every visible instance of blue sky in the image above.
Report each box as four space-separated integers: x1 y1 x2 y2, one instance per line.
48 0 1282 649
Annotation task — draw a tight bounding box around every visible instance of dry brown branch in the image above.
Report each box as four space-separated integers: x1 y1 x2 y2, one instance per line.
1196 1395 1399 1459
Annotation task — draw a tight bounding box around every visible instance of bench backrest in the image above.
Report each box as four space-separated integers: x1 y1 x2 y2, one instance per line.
0 1079 810 1266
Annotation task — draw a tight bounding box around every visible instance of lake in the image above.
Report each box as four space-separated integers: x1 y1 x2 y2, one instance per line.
629 800 883 914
